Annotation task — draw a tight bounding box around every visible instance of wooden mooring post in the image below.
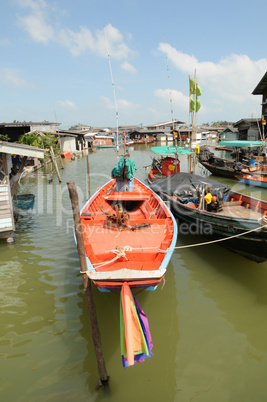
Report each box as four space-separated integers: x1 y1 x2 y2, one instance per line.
67 181 109 386
50 146 61 183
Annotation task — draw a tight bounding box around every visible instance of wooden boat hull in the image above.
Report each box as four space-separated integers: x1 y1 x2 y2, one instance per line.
158 190 267 263
199 160 242 178
80 178 177 291
235 166 267 187
235 175 267 188
13 194 35 213
148 168 165 183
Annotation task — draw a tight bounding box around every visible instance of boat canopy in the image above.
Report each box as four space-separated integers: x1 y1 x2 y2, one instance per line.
218 140 265 148
150 172 230 203
150 146 194 155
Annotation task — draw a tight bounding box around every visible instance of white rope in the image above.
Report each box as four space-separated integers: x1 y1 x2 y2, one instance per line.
91 246 133 269
80 219 267 274
172 219 267 250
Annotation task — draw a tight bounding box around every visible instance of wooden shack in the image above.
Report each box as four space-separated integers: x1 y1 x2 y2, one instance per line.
0 141 44 242
129 130 155 144
252 71 267 139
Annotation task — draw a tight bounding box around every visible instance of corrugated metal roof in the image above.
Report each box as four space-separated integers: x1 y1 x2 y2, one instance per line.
252 71 267 95
0 141 45 158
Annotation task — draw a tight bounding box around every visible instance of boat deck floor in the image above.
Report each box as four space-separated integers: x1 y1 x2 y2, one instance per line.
83 222 168 271
216 204 261 220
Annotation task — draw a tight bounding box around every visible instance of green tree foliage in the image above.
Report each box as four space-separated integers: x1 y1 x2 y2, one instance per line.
18 131 60 155
0 133 10 141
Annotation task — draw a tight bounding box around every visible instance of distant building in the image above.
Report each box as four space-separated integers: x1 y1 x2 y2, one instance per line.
76 124 91 131
233 119 262 141
0 122 60 142
129 129 155 144
219 126 239 142
146 120 185 131
0 141 44 242
252 71 267 138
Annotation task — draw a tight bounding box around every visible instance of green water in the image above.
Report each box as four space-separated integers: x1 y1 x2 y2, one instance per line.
1 145 267 402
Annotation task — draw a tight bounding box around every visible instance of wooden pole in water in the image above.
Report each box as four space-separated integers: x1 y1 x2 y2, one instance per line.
87 153 91 199
50 146 61 183
67 181 109 386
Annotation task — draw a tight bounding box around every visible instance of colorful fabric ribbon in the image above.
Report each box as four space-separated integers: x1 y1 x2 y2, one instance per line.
120 282 153 367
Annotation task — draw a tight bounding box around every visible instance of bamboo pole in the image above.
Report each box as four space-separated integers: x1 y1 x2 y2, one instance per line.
58 154 64 170
67 181 109 386
50 146 61 183
87 154 91 199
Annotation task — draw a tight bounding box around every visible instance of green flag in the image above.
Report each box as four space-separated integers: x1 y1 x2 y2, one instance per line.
190 96 195 112
196 83 201 96
196 99 201 112
189 78 195 94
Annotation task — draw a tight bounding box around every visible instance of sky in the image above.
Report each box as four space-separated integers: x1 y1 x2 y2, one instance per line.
1 0 267 130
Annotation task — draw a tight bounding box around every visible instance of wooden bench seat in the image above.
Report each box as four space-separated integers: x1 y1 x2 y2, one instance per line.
104 191 150 201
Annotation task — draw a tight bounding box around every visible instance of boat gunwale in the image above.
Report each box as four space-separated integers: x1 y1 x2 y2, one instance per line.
79 177 178 284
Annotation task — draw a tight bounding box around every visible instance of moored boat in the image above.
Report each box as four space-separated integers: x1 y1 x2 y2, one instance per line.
79 145 177 366
235 165 267 188
148 145 194 183
198 145 247 178
13 193 35 214
150 172 267 263
80 176 177 290
92 134 116 148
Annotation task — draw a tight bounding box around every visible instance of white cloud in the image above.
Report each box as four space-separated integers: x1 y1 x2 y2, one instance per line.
16 1 135 60
154 88 189 113
16 0 54 43
158 42 267 103
58 24 135 59
57 100 77 109
157 43 267 120
0 68 33 88
121 61 137 74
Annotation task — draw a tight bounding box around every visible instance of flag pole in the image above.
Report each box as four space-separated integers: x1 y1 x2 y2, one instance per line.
188 75 192 173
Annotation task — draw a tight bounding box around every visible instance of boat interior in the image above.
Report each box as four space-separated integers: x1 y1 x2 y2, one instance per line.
80 179 175 273
241 165 267 175
170 190 267 221
216 192 266 219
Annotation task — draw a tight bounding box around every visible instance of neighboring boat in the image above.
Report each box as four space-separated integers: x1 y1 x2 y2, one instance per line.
117 133 134 147
92 135 116 148
61 151 72 158
13 193 35 214
80 146 177 366
198 145 247 178
219 140 267 164
235 165 267 188
150 172 267 263
148 145 194 183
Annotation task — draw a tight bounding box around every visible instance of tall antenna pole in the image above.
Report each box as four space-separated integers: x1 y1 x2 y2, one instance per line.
105 28 119 150
166 55 174 123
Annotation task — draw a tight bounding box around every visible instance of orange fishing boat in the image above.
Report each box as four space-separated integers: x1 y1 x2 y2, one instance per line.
79 140 177 366
80 176 177 292
235 165 267 188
